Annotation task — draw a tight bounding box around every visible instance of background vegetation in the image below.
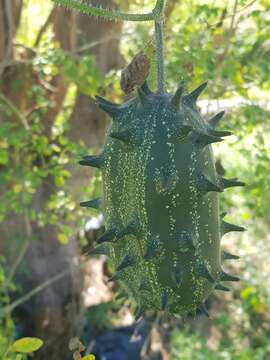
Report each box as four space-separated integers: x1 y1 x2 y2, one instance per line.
0 0 269 359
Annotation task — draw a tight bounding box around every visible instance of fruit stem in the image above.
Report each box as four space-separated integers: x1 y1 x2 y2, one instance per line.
52 0 166 22
155 18 166 94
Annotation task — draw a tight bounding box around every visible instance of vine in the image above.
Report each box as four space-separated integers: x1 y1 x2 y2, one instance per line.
52 0 167 93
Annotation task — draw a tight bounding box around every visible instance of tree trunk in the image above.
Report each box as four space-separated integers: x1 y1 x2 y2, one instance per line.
0 0 22 75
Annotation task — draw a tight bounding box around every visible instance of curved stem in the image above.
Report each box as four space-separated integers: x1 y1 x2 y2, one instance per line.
52 0 166 22
53 0 168 93
155 19 165 94
153 0 166 18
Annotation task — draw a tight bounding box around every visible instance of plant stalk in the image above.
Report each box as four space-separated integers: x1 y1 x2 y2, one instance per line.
52 0 168 93
155 19 166 94
52 0 166 22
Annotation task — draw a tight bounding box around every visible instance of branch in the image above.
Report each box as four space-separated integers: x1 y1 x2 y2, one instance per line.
0 256 88 318
217 0 239 68
0 269 70 318
209 0 257 28
34 7 56 47
52 0 166 22
0 92 30 129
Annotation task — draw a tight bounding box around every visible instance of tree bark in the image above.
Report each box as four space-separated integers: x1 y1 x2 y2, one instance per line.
0 0 22 68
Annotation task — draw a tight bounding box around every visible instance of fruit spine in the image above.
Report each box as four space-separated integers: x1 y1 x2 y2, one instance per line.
80 81 245 316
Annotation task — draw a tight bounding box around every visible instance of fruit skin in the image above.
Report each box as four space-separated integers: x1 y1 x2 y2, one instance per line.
81 81 245 316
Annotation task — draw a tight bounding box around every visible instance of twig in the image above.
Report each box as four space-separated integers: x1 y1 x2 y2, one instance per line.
0 254 91 320
34 7 56 47
0 268 71 318
209 0 257 28
0 58 33 67
212 0 240 98
222 0 239 63
66 34 123 56
0 92 30 130
140 312 161 357
7 214 32 282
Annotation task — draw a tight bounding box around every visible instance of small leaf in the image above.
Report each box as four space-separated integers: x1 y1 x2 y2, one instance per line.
57 232 69 244
0 149 8 164
81 355 96 360
13 184 23 193
10 337 43 353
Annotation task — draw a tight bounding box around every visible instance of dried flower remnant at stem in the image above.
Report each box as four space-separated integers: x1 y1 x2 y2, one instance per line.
121 52 150 94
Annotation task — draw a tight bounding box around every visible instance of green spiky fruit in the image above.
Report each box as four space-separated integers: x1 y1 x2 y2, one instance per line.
81 81 245 317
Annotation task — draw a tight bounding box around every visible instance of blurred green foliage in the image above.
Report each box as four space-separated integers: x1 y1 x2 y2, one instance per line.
171 326 270 359
171 280 270 358
85 301 122 333
0 38 102 243
0 259 27 360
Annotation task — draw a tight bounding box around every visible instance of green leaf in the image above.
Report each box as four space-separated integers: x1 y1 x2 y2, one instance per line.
81 355 96 360
0 149 8 164
57 232 69 244
10 337 43 353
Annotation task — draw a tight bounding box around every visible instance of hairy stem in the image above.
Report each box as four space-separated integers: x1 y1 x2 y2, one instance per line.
52 0 166 22
52 0 168 92
153 0 166 17
155 19 165 94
